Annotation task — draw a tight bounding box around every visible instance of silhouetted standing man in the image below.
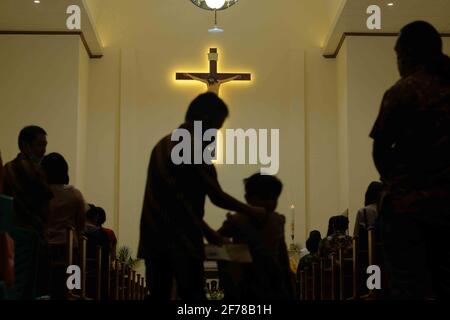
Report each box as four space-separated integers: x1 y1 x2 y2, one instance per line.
3 126 53 298
371 21 450 299
3 126 51 239
138 93 264 301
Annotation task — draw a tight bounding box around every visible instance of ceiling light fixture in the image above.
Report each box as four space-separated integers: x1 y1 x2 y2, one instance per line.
205 0 226 10
190 0 238 11
191 0 239 33
208 10 224 33
33 0 41 3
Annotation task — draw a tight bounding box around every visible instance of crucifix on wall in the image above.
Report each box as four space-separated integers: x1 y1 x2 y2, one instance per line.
176 48 251 96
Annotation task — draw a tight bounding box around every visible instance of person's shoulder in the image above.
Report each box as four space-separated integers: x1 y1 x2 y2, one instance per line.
272 212 286 225
8 154 32 171
356 207 365 217
366 203 378 213
385 73 423 101
3 158 15 168
64 185 86 204
65 185 82 197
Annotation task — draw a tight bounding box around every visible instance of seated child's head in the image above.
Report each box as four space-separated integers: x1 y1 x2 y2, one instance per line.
306 230 322 254
244 173 283 212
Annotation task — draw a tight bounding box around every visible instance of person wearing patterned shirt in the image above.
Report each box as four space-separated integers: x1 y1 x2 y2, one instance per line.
319 216 352 259
371 21 450 299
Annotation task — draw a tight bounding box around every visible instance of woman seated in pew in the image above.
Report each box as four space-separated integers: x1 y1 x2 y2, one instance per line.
319 215 352 259
296 231 321 299
297 230 321 273
41 153 89 299
41 153 88 248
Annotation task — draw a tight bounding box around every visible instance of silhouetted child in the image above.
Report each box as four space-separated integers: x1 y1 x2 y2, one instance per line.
218 173 293 300
297 230 321 273
95 206 117 260
84 205 110 299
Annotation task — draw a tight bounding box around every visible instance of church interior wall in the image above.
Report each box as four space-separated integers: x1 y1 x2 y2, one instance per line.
5 1 448 260
0 35 84 190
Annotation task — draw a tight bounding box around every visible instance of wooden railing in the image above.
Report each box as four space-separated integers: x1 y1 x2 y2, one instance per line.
299 229 385 301
60 227 148 300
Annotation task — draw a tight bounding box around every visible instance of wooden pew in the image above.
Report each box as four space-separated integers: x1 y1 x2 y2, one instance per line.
68 235 88 300
320 254 336 300
120 262 126 300
338 245 354 300
300 227 387 301
352 237 360 300
355 229 387 300
142 277 146 300
298 270 305 300
304 267 310 300
55 227 148 301
300 263 319 301
136 274 141 300
131 270 136 300
95 246 102 300
106 254 111 300
126 267 132 300
80 236 88 300
367 229 386 299
311 262 319 301
65 227 75 299
111 260 120 300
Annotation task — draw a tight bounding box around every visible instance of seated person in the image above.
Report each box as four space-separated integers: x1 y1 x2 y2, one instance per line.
297 230 321 273
96 207 117 260
326 216 337 237
353 181 383 239
84 205 110 299
41 153 87 250
319 215 352 259
218 173 293 300
41 153 88 299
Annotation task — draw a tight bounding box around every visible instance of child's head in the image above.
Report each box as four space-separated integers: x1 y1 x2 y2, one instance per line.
244 173 283 211
306 230 322 254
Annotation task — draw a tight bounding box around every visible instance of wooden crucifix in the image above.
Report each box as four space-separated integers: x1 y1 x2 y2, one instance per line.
176 48 251 96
